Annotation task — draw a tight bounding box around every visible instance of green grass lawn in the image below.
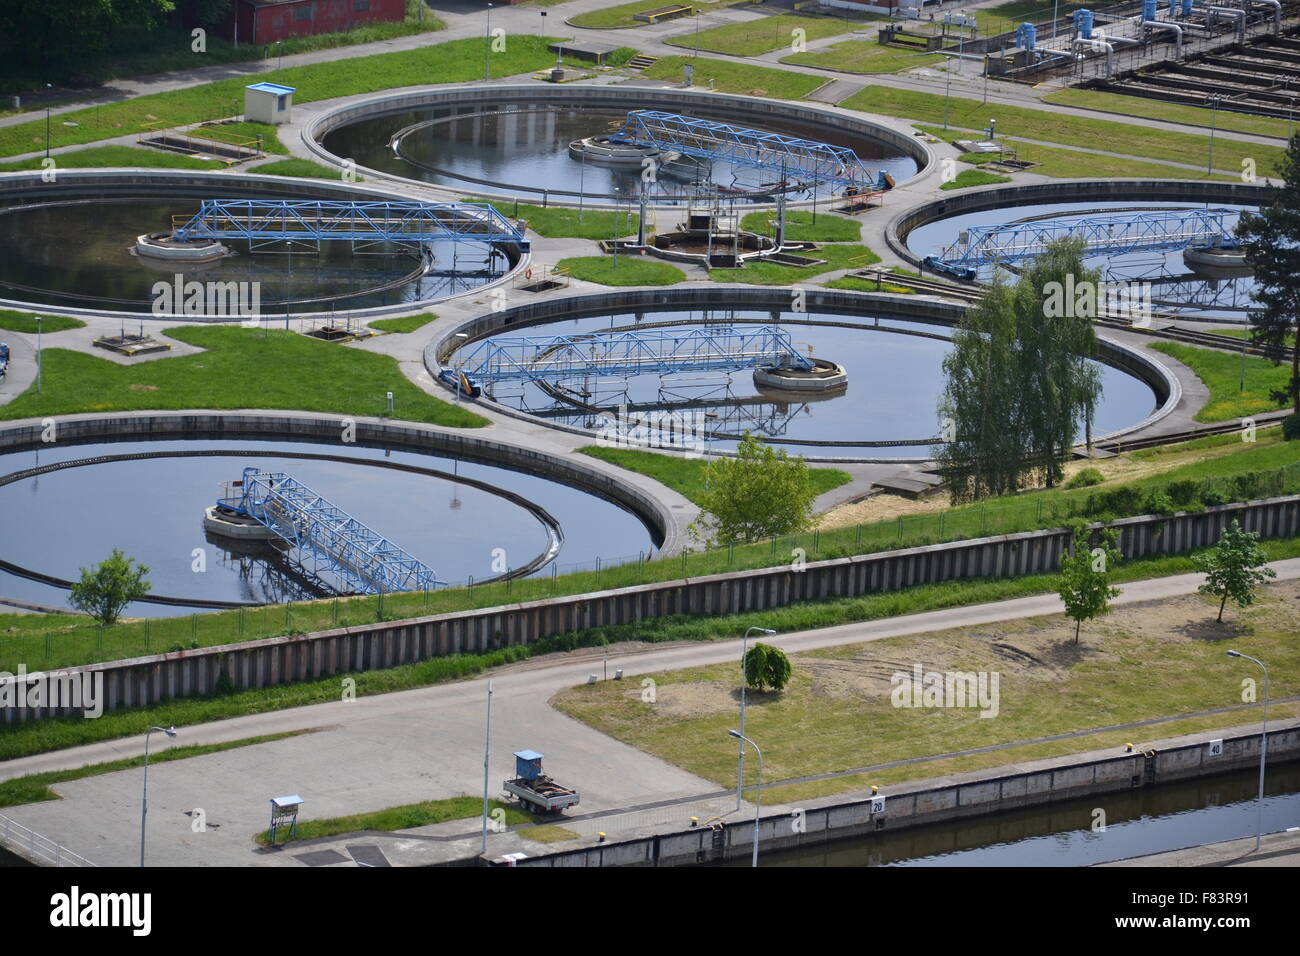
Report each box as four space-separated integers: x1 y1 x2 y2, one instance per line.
252 158 358 180
559 255 686 286
0 145 228 172
919 125 1241 183
255 796 535 845
552 573 1300 802
739 209 861 242
1150 342 1292 422
579 445 852 504
368 313 437 334
941 168 1012 190
0 310 84 333
1044 88 1298 141
639 56 825 99
667 13 859 56
0 326 487 427
711 243 879 284
782 39 942 74
570 0 710 29
472 200 638 239
842 88 1287 177
0 731 313 808
0 36 568 159
824 274 916 294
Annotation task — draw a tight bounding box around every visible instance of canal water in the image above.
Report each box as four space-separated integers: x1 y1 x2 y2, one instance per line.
723 759 1300 867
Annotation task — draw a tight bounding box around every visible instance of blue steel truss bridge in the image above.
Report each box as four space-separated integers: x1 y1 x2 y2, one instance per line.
924 207 1241 280
608 111 891 193
216 467 441 596
453 326 815 388
172 199 529 253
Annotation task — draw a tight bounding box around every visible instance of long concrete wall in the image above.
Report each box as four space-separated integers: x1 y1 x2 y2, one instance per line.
4 493 1296 724
505 718 1300 867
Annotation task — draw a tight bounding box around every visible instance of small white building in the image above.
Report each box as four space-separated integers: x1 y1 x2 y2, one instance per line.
244 82 296 126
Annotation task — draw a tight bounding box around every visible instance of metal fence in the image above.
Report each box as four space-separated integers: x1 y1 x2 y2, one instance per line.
0 812 97 867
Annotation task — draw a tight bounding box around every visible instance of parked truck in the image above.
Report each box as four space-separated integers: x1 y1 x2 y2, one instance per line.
502 750 580 814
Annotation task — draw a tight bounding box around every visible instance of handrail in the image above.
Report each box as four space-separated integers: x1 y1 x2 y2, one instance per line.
0 811 97 867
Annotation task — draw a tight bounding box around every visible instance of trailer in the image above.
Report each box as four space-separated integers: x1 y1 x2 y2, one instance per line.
502 750 580 814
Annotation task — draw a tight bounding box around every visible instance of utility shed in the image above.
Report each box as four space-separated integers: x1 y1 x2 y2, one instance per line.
244 82 296 125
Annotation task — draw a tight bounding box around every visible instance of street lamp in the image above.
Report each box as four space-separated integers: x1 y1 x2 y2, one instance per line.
728 730 763 868
1206 93 1224 175
737 626 776 810
276 40 283 72
35 315 42 394
140 725 178 867
44 83 52 159
484 4 494 82
1226 650 1269 852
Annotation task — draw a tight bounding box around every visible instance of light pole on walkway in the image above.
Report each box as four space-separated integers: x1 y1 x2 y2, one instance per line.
737 626 775 810
1226 650 1269 853
140 725 177 867
35 315 42 394
484 4 494 82
728 730 763 868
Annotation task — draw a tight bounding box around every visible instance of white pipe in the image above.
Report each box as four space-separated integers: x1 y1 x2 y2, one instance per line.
1246 0 1281 32
1142 20 1184 58
1205 6 1246 41
1074 37 1116 77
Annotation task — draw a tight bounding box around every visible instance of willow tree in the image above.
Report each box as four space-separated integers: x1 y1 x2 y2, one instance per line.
1236 133 1300 428
935 236 1103 502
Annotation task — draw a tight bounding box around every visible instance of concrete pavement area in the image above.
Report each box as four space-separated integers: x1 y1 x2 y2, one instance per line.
4 557 1298 867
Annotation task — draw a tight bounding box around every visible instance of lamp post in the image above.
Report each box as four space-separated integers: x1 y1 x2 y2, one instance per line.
728 730 763 868
276 40 283 72
942 55 953 130
1226 650 1269 852
484 4 493 82
35 315 42 394
737 625 776 810
1206 93 1221 174
481 680 493 854
140 725 178 867
44 83 52 159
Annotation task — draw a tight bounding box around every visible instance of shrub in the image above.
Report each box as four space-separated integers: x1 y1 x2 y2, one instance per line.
1140 488 1176 516
1166 479 1202 509
1283 414 1300 441
1065 467 1105 489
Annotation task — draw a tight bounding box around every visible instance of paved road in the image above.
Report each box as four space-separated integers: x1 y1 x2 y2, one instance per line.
3 557 1297 866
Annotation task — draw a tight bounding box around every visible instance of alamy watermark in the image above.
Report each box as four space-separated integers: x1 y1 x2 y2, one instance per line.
151 273 261 323
890 664 1000 718
593 403 707 458
1043 275 1152 327
0 665 103 718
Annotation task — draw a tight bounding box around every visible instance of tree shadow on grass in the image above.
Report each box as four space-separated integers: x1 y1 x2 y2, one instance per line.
1171 616 1249 643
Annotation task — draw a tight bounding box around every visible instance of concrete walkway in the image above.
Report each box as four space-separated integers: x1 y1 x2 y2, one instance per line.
3 557 1297 866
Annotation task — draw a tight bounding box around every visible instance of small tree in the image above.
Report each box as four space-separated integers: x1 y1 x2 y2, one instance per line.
743 642 792 692
690 433 819 547
1057 526 1122 644
1195 520 1277 622
69 549 151 626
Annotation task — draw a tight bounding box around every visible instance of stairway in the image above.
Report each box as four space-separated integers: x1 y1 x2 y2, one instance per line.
627 54 659 71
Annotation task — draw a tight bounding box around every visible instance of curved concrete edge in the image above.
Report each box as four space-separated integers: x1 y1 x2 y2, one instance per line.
885 178 1271 269
423 285 1182 463
302 83 935 211
0 410 683 556
0 169 526 322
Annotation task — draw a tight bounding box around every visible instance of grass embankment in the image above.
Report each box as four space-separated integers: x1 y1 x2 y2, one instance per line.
739 209 860 243
1 1 444 95
5 436 1296 681
667 14 860 56
1150 342 1292 422
782 40 942 74
0 36 571 159
9 534 1300 762
579 445 852 504
920 125 1241 183
570 0 712 29
711 243 879 284
473 200 639 240
0 731 314 808
0 311 84 333
558 256 686 286
368 312 437 334
553 579 1300 804
639 56 826 99
839 87 1286 178
823 270 917 294
1044 88 1298 140
0 145 228 172
941 168 1012 191
0 326 487 427
254 797 534 845
252 158 359 180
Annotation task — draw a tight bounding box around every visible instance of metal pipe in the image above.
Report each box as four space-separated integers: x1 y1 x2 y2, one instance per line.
1245 0 1281 32
1142 20 1184 58
1074 37 1115 78
1205 6 1246 42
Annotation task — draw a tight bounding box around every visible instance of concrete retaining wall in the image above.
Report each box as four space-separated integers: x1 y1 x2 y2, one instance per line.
3 491 1296 723
506 719 1300 867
